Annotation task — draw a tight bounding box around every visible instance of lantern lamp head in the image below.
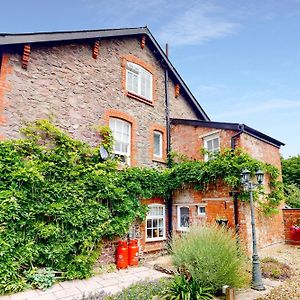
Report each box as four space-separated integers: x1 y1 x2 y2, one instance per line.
241 169 250 184
256 169 264 185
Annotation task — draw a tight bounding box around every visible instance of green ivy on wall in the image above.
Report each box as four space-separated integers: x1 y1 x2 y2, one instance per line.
0 120 283 294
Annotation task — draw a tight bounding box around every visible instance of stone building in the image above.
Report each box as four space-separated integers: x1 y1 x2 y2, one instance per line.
0 27 284 255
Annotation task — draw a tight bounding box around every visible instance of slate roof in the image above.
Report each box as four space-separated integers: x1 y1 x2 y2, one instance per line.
171 118 284 148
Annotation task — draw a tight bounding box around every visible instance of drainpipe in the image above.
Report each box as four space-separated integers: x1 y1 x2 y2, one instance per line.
230 124 244 235
231 124 244 150
164 43 173 237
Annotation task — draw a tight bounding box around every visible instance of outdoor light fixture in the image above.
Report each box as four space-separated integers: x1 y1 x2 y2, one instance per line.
241 169 265 291
256 169 264 185
241 169 250 184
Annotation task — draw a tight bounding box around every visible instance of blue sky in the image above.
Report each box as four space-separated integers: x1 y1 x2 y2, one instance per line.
1 0 299 157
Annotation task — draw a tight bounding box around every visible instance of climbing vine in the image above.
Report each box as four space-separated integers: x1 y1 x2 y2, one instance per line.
0 120 283 294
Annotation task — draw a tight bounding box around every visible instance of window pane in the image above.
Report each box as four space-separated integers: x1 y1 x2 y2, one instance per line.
146 205 165 240
207 140 213 151
154 131 162 157
109 118 131 157
147 229 152 239
180 207 189 228
199 207 206 214
213 138 219 150
126 62 152 101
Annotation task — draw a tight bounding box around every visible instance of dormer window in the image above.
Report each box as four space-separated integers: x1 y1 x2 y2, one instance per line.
126 62 153 101
203 133 220 162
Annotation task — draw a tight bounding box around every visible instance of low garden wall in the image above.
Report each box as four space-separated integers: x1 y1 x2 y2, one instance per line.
282 208 300 245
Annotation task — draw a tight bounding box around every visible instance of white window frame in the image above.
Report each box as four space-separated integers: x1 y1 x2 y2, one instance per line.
197 204 206 217
109 118 131 165
126 62 153 101
146 204 166 242
177 205 190 231
153 131 163 158
203 133 220 162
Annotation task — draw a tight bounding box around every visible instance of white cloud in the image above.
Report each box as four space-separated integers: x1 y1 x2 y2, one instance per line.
215 99 300 118
157 3 238 46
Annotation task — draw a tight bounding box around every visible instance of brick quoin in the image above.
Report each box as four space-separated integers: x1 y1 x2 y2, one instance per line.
0 54 12 140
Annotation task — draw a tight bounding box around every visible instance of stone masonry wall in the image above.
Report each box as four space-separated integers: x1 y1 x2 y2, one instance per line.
0 36 198 167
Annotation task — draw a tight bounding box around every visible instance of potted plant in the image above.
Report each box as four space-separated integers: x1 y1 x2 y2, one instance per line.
290 218 300 243
215 216 228 227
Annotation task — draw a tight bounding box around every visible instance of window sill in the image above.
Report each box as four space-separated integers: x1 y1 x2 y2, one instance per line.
176 228 190 232
152 157 166 164
127 91 154 106
146 237 166 243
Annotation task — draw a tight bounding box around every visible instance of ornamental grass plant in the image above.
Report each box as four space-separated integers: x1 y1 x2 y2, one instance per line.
171 224 249 293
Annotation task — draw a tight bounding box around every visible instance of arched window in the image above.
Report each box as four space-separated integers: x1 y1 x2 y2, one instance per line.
126 62 153 101
146 204 166 241
109 118 131 164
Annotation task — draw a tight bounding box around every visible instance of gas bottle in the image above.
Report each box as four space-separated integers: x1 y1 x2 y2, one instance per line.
128 239 139 266
116 240 128 269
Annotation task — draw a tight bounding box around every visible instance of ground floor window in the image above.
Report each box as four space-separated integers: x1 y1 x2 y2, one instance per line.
177 206 190 231
146 204 165 241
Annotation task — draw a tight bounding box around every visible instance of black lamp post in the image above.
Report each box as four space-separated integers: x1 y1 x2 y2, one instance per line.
241 169 266 291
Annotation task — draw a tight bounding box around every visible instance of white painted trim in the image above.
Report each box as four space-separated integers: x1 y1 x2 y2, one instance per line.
177 205 190 231
203 133 220 162
198 129 221 139
202 197 232 201
145 204 166 242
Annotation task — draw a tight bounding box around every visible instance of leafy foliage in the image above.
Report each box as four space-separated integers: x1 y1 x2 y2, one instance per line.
105 279 169 300
171 225 249 293
0 120 282 294
282 155 300 187
161 275 214 300
24 268 56 290
284 184 300 208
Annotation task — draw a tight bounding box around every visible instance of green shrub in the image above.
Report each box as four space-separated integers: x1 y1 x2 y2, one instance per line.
171 225 248 293
24 267 56 290
161 274 213 300
0 120 281 294
105 279 169 300
284 184 300 208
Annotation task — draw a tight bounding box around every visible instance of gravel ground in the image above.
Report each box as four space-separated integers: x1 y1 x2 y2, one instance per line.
256 244 300 300
144 244 300 300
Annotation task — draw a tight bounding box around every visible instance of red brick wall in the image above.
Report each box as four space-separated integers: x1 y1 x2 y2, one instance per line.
171 123 236 160
283 209 300 245
171 124 285 251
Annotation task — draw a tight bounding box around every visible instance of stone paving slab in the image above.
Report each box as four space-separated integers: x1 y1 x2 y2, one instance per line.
0 267 170 300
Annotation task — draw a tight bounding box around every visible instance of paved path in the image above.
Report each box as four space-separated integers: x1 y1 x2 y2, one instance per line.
0 266 170 300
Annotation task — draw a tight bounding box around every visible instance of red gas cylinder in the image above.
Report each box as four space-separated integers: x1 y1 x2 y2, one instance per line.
128 239 139 266
116 241 128 269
